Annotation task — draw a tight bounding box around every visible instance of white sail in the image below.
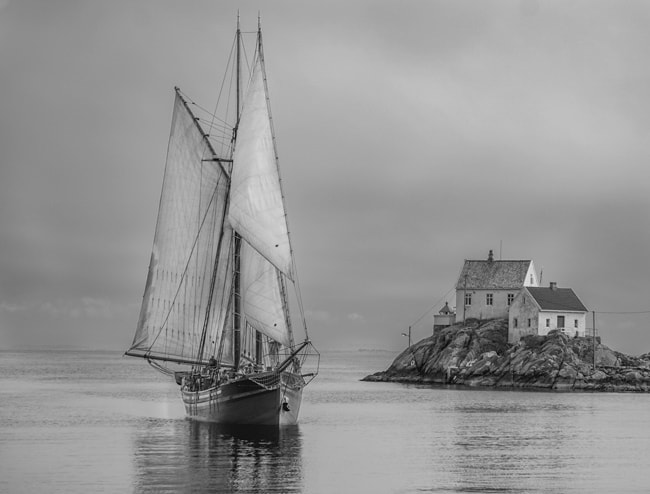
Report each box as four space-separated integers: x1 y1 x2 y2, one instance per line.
129 92 233 364
228 56 294 280
240 240 291 347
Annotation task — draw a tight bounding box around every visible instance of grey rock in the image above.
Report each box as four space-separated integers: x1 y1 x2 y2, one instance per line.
362 318 650 392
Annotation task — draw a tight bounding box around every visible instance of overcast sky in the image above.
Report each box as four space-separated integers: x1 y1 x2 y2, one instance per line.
1 0 649 355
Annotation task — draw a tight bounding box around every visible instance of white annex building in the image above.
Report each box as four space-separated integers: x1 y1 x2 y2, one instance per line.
455 250 539 323
508 282 589 344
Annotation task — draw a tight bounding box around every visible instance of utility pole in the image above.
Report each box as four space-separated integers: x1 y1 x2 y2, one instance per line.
463 274 468 322
401 326 412 349
592 311 596 371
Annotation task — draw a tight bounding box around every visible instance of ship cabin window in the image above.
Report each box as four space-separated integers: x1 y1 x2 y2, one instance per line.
486 293 493 306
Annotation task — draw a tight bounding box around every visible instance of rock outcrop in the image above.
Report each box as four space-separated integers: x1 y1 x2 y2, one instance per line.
363 318 650 392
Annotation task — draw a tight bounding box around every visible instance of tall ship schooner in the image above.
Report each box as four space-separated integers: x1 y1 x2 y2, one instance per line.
125 18 318 426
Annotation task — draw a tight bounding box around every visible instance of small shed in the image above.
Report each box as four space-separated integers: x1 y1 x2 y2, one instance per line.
433 302 456 333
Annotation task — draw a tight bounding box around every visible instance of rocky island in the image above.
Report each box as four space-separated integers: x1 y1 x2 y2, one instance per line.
363 318 650 392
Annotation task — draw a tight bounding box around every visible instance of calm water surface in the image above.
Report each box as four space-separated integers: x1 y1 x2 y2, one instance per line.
1 349 649 493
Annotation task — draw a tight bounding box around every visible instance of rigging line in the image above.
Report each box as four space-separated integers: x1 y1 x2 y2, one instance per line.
212 248 233 360
195 118 231 134
255 28 307 338
594 310 650 315
148 172 227 352
206 135 233 147
291 256 309 339
206 33 237 138
196 191 230 364
179 91 233 130
409 286 456 329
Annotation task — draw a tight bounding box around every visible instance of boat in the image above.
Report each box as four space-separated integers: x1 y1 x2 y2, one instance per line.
125 17 318 426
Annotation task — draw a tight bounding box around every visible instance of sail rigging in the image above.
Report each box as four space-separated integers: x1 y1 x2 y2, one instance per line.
239 240 292 347
125 19 318 426
127 27 298 367
127 91 234 365
228 52 294 280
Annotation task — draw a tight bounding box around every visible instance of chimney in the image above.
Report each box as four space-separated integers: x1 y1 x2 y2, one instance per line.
549 282 557 290
488 249 494 262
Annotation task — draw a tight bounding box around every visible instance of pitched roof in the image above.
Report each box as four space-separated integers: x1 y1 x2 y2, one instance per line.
456 260 532 290
526 287 588 312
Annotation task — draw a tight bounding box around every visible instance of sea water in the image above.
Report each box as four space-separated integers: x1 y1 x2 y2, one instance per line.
1 349 649 493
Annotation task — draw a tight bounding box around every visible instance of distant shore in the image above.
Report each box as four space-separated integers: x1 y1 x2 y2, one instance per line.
362 318 650 392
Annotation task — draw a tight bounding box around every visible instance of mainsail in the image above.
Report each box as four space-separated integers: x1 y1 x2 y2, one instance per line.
128 92 234 365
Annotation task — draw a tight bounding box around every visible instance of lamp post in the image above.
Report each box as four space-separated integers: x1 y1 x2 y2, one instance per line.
401 326 412 349
592 311 596 371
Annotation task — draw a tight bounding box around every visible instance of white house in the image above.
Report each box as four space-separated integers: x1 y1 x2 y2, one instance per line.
508 282 589 344
455 250 539 322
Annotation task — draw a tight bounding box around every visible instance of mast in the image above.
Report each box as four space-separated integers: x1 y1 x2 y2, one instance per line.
232 14 243 371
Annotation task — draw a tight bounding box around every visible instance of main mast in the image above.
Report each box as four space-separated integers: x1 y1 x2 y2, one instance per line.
232 14 243 371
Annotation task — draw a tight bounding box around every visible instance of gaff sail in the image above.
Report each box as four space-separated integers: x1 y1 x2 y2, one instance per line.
128 92 234 365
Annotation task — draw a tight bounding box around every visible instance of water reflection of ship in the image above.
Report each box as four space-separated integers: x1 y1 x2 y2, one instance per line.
133 419 303 493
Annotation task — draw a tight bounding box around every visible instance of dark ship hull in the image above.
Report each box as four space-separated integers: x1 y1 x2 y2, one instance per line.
181 371 303 425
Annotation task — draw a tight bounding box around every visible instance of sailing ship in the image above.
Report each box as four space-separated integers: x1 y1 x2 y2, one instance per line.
125 19 318 426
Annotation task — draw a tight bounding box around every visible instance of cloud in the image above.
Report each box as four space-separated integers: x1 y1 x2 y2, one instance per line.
304 309 333 323
31 298 135 320
0 302 25 313
347 313 366 324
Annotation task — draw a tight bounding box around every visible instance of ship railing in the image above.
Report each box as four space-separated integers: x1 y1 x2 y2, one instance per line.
281 371 306 390
248 371 281 390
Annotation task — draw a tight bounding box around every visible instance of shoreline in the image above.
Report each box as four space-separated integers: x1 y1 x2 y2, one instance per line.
362 318 650 392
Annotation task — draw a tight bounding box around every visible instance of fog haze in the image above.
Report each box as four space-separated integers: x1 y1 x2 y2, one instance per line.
1 1 649 354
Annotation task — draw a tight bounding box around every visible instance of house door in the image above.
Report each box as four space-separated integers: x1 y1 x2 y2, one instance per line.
557 315 565 329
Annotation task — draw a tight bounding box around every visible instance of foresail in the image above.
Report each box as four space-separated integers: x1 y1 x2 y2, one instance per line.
228 56 294 280
129 92 233 364
240 240 292 347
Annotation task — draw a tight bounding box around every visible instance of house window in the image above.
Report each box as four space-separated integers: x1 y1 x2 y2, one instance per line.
546 318 550 327
557 315 565 328
530 275 533 284
513 318 518 328
528 318 531 327
486 293 493 305
574 319 579 328
465 293 472 306
507 293 514 306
